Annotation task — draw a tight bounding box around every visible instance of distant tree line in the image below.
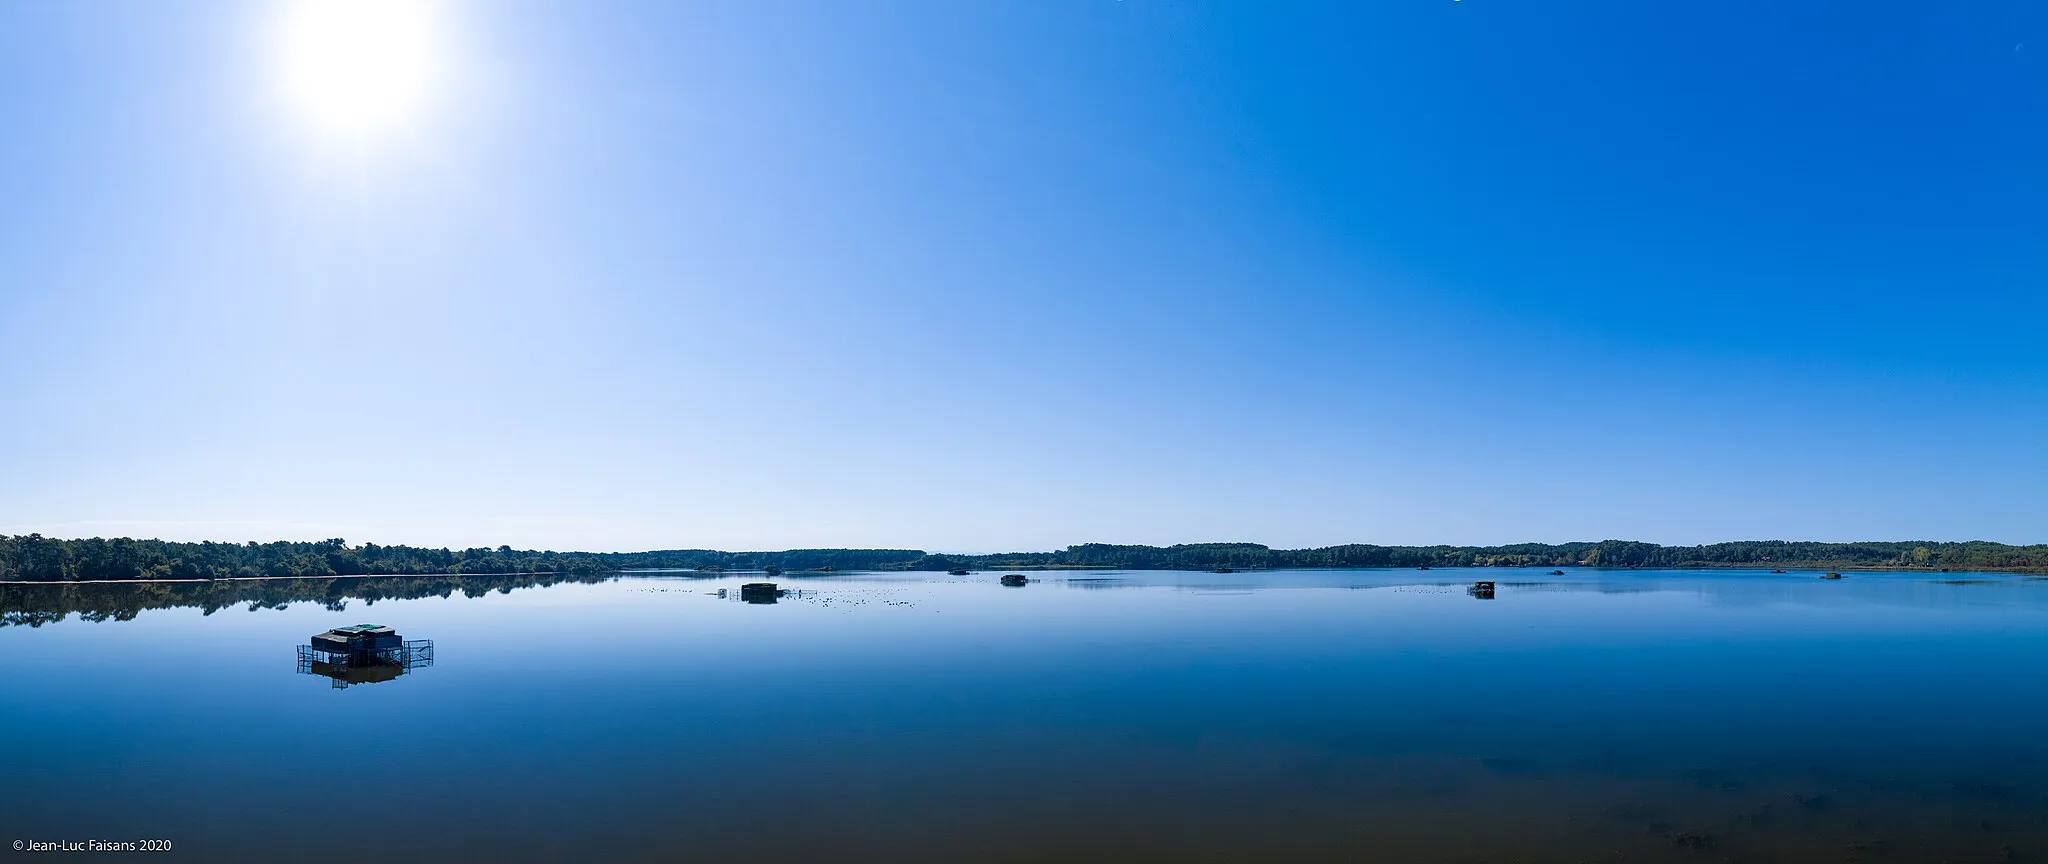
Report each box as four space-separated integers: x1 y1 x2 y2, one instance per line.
598 548 932 573
923 540 2046 572
0 536 931 582
3 535 2043 584
0 536 616 582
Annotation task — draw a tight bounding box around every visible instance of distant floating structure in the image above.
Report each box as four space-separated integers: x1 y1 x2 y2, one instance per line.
1773 569 1788 574
1822 572 1843 580
296 624 434 690
1468 580 1496 599
947 568 970 576
1549 569 1565 575
1000 573 1029 587
1212 567 1236 573
740 582 783 604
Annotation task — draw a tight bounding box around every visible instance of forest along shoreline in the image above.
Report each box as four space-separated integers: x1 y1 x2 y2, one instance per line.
2 536 2044 583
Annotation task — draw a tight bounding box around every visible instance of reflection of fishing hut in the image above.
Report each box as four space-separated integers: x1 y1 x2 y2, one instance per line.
740 582 783 604
1468 580 1496 599
296 624 435 690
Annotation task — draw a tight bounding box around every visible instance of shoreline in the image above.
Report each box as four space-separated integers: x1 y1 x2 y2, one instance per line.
6 562 2046 587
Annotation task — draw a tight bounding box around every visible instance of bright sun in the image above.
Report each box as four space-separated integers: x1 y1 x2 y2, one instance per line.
276 0 440 141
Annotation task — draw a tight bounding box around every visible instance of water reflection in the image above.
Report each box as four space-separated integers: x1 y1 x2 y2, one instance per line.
8 568 2048 628
5 569 2048 862
711 583 813 604
294 624 435 690
0 571 616 628
1062 576 1132 590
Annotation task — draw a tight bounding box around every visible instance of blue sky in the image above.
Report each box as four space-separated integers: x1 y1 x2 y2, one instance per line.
1 1 2042 552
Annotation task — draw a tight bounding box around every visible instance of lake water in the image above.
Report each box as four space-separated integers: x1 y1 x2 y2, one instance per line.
5 568 2048 862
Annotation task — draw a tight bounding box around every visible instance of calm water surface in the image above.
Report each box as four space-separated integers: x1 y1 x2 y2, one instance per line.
5 568 2048 862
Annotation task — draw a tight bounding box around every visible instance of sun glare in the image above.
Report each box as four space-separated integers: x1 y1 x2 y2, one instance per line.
276 0 439 142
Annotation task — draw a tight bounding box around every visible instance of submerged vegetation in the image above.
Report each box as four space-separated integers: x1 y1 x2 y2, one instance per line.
1 535 2043 585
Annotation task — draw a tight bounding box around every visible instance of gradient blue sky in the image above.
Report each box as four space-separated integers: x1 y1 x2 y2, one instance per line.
2 1 2043 553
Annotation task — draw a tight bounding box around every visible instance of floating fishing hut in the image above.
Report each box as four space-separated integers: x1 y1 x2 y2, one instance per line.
296 624 434 690
1468 580 1496 599
1000 573 1029 587
740 582 782 604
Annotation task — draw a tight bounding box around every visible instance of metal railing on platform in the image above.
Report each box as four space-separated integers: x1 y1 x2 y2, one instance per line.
295 639 435 688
